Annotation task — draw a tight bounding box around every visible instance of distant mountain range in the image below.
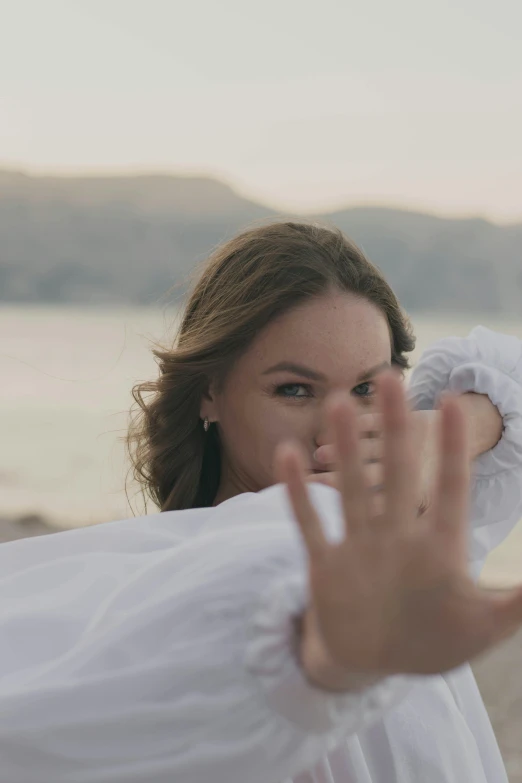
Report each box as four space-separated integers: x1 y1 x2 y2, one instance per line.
1 169 521 314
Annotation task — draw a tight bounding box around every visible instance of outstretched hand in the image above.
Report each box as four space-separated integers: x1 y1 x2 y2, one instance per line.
274 371 522 683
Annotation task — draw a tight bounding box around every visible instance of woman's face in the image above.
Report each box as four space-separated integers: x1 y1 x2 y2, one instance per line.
201 290 393 505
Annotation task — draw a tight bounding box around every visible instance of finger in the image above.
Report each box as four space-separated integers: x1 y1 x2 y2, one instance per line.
363 460 383 491
327 392 369 536
361 437 384 463
357 412 383 438
431 394 470 558
378 371 420 531
460 583 522 660
307 463 383 492
274 441 329 561
313 414 383 466
313 443 337 465
369 490 385 518
315 438 383 467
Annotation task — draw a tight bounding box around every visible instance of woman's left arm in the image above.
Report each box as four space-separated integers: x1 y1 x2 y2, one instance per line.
457 391 503 461
408 325 522 579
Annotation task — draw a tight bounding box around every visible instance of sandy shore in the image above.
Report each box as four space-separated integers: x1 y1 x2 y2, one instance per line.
472 629 522 783
0 513 67 541
1 515 520 781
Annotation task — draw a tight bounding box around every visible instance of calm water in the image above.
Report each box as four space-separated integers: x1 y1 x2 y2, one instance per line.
1 305 521 584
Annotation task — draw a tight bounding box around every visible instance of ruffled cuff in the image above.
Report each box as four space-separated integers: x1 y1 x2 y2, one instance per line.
244 569 414 736
408 325 522 478
408 326 522 575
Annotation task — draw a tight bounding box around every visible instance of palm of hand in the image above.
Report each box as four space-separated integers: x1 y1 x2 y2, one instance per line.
307 515 479 676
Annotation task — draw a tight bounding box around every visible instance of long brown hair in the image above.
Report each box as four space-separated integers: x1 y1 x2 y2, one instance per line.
127 220 416 512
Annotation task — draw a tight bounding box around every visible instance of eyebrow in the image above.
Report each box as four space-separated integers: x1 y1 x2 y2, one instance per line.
262 360 391 383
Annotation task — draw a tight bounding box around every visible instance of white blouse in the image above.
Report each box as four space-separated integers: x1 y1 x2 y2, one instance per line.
0 326 521 783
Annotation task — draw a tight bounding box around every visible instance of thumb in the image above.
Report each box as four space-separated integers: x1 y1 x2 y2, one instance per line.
483 584 522 646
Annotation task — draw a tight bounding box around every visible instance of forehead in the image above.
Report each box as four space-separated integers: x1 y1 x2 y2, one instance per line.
243 291 392 379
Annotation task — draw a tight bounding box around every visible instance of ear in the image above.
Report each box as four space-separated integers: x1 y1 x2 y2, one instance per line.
199 381 219 424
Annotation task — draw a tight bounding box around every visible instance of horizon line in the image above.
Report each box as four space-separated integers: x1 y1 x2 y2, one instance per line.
1 163 521 228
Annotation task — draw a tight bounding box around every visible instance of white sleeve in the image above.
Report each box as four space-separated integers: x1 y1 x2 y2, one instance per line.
0 483 415 783
407 325 522 578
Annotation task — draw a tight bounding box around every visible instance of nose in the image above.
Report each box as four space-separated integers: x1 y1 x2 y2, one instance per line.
313 391 371 455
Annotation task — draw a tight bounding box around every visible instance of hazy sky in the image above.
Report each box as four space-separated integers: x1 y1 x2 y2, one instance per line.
1 0 521 221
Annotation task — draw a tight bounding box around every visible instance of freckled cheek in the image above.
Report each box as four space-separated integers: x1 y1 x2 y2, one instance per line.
220 393 316 480
256 400 315 455
250 407 314 484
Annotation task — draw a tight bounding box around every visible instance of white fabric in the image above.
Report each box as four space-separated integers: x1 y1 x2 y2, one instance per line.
408 325 522 578
0 325 521 783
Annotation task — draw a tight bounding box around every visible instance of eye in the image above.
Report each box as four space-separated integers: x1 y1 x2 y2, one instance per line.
274 383 313 399
352 381 375 399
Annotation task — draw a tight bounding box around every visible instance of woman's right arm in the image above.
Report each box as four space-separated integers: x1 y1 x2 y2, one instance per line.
0 483 413 783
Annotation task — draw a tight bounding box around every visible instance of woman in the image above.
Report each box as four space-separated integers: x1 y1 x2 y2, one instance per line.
0 221 521 782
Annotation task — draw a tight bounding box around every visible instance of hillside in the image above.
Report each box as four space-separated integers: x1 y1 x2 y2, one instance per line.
0 169 521 314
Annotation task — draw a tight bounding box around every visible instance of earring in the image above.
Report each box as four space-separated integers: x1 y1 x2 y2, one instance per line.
203 417 210 432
